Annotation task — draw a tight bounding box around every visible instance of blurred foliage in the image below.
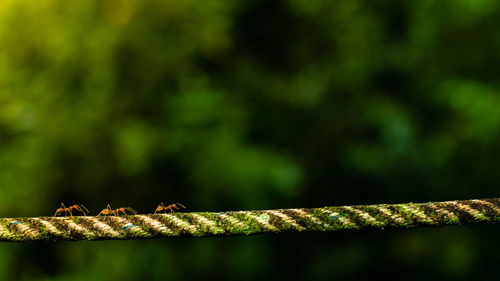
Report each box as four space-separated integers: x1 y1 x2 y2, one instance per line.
0 0 499 280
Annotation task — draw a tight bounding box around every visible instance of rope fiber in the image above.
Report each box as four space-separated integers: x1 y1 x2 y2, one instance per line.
1 198 499 242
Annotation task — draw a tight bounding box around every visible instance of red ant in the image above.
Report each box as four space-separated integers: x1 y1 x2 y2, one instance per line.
97 204 137 216
53 203 89 217
154 202 186 214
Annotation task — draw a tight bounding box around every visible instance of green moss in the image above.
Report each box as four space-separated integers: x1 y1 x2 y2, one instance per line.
25 220 34 229
229 213 263 235
355 206 387 228
394 205 416 225
37 222 51 240
5 222 13 231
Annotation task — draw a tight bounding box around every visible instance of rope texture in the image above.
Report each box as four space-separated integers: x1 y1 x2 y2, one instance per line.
1 198 499 242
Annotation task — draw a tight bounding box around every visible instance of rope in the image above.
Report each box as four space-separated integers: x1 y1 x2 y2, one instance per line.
1 198 499 242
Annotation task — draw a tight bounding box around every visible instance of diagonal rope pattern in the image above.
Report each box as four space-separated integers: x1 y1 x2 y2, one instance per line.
0 198 499 242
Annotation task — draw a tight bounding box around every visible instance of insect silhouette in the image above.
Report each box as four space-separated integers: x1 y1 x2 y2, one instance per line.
53 203 89 217
97 204 137 216
154 202 186 214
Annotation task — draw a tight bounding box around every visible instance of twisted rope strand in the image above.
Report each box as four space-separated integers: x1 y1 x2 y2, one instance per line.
1 198 499 242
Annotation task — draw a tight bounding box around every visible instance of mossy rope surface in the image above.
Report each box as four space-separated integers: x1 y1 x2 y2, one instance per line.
1 198 499 242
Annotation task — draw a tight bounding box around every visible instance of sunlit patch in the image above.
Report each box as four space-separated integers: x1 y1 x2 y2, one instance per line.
0 0 14 15
260 214 270 221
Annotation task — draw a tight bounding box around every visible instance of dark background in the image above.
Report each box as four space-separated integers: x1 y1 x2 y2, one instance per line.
0 0 499 280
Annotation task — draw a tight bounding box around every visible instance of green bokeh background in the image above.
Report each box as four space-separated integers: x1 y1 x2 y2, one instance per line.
0 0 499 280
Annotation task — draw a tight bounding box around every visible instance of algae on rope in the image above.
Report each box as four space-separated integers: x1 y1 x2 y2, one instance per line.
0 198 498 242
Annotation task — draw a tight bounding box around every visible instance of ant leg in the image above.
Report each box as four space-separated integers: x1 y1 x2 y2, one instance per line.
79 205 89 215
126 208 137 215
80 207 88 216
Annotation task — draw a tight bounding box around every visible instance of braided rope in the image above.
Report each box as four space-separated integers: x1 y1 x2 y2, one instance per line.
1 198 499 242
